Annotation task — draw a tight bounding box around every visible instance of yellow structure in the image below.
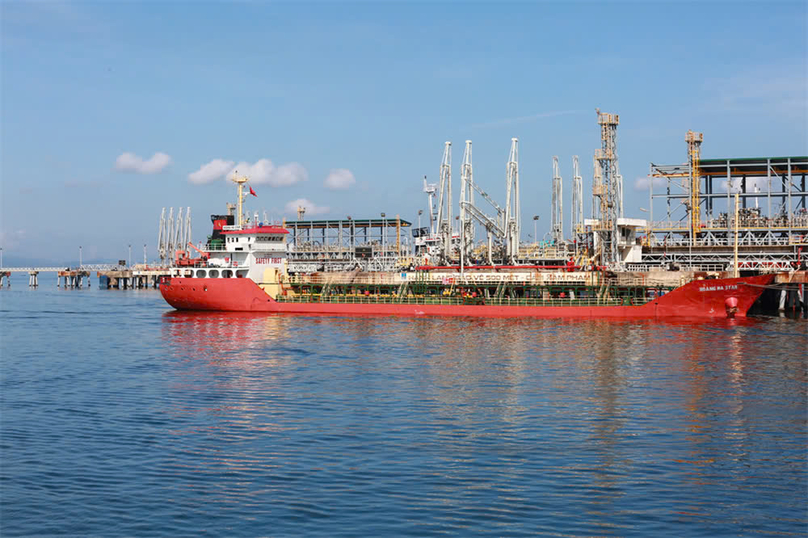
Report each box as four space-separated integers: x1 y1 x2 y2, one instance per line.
685 130 704 237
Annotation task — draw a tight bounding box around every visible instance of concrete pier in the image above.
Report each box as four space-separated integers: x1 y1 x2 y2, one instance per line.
95 268 168 289
57 270 91 289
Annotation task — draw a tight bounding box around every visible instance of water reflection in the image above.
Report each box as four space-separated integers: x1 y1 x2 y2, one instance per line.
153 312 807 535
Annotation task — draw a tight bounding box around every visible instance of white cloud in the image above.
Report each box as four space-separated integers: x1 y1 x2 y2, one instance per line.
188 159 235 184
634 175 667 191
189 158 309 187
284 198 330 217
115 152 172 174
324 168 356 190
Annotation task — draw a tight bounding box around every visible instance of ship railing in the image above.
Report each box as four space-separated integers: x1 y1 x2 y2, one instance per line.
287 275 602 287
288 273 404 285
276 294 653 307
290 271 609 283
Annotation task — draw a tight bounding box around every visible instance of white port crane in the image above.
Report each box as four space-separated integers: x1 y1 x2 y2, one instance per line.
551 156 563 244
504 138 520 262
435 141 453 263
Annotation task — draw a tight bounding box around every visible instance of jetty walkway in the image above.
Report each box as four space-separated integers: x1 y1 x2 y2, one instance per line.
0 265 169 289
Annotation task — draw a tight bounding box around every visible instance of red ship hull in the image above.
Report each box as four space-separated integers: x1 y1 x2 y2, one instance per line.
160 274 774 319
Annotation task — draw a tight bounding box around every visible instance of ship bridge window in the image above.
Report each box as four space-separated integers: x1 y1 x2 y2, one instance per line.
223 270 233 278
236 270 248 278
209 269 219 278
196 270 205 278
255 235 283 242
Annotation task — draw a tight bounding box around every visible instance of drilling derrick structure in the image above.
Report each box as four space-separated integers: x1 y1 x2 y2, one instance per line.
686 130 704 238
571 155 584 246
459 140 475 266
435 141 453 263
594 109 623 265
551 156 564 244
504 138 521 262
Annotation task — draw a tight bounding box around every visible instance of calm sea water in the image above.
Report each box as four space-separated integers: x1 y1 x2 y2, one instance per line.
1 283 806 537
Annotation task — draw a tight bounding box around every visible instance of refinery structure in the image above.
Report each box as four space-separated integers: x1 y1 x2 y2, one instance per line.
159 109 807 275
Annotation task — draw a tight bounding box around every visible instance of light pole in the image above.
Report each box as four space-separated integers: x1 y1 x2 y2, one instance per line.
1 247 3 269
533 216 539 245
381 212 386 255
128 244 132 267
79 246 82 269
418 209 423 230
143 244 147 265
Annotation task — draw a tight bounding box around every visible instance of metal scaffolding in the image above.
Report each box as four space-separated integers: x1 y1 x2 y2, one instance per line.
286 217 412 272
646 143 808 270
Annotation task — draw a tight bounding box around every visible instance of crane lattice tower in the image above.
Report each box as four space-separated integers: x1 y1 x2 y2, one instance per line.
594 109 623 265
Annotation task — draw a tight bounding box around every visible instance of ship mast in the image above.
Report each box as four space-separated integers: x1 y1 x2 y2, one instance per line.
231 173 249 227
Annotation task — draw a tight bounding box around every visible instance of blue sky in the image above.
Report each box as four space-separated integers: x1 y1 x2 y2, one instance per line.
1 0 806 264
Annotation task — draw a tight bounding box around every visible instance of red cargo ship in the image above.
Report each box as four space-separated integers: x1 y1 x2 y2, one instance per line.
160 215 773 319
